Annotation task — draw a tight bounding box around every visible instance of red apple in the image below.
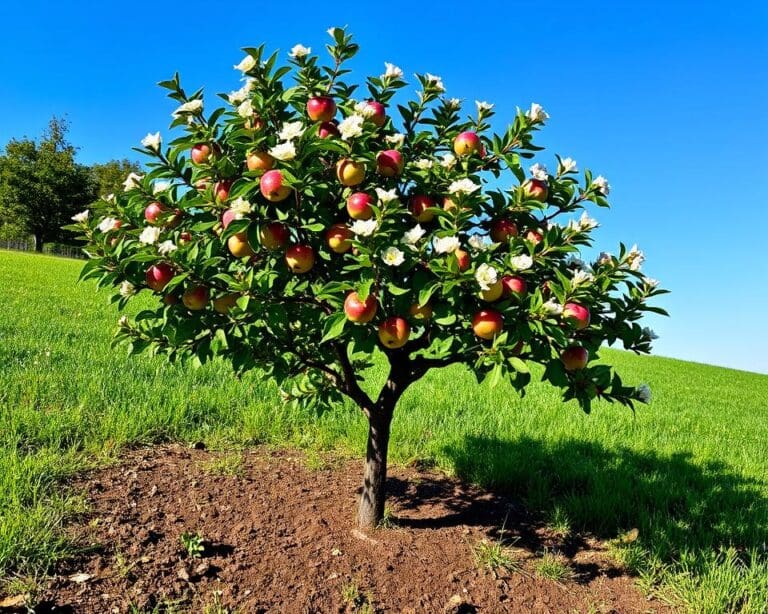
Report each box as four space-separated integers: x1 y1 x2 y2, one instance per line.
480 281 504 302
306 95 336 122
501 275 527 299
221 209 238 230
344 291 378 323
228 232 255 258
472 309 504 340
378 317 410 349
190 143 220 165
145 263 175 292
376 149 403 177
244 116 265 132
285 244 315 273
526 229 543 245
563 303 591 330
523 178 548 202
246 150 274 172
260 170 292 202
179 231 192 245
318 121 340 139
214 179 233 203
410 195 435 223
408 302 433 321
213 294 238 314
490 219 519 243
326 224 353 253
561 345 589 371
144 202 166 225
455 248 470 272
336 159 366 187
453 131 481 156
182 285 209 311
259 222 289 250
347 192 374 220
365 101 386 127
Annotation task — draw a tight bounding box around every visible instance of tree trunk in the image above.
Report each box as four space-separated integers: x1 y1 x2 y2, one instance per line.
357 405 394 529
33 234 44 252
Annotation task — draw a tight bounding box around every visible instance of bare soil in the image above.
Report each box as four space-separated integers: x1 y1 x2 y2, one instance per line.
28 445 672 613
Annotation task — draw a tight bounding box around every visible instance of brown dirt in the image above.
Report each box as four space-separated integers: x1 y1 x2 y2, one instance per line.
28 445 673 613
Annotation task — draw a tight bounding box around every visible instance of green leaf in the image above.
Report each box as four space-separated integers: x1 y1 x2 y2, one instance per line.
320 312 347 343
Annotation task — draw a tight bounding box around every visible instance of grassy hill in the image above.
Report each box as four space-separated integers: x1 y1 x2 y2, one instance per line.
1 250 766 612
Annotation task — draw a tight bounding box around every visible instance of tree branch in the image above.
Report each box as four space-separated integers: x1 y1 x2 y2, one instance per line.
333 342 374 417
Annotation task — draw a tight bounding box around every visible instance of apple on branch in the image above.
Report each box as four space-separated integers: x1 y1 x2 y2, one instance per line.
259 222 289 251
326 224 353 254
561 345 589 371
285 245 315 273
182 285 209 311
260 170 292 202
145 263 174 292
306 95 337 122
378 317 410 349
472 309 503 340
336 159 366 187
344 291 378 323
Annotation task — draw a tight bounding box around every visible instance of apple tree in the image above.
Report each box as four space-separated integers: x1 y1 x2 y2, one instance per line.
69 29 667 529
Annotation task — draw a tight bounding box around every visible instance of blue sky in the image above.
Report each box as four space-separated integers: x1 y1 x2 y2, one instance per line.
1 1 766 373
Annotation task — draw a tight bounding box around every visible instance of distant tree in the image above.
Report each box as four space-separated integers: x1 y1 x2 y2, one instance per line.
91 159 143 199
0 117 97 251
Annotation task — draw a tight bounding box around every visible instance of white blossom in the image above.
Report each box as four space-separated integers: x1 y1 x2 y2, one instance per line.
475 100 494 113
269 141 297 161
105 193 116 204
122 172 143 191
571 269 595 286
592 175 611 195
338 114 365 140
424 73 445 92
440 152 457 169
385 133 405 147
642 326 659 340
228 80 254 105
350 219 377 237
414 158 433 170
152 181 171 195
598 251 613 265
118 315 129 327
97 217 119 233
381 62 403 80
327 26 341 37
468 234 492 252
172 99 203 117
374 187 399 205
529 163 549 181
627 244 645 271
278 121 305 141
141 132 161 151
119 281 136 297
448 178 481 195
432 235 460 254
447 98 461 109
157 240 177 256
139 226 161 245
526 102 549 123
509 254 533 271
351 101 373 118
559 157 577 174
234 55 257 72
381 246 405 267
643 276 660 288
578 211 598 230
237 99 255 118
229 196 252 216
403 225 426 245
289 44 311 58
542 300 563 315
475 263 498 291
636 384 652 403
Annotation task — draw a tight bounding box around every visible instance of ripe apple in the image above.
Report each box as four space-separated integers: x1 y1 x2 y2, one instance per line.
191 143 219 165
162 293 179 305
244 116 265 132
285 244 315 273
376 150 404 177
260 170 292 202
144 202 167 225
561 345 589 371
259 222 289 250
480 280 504 302
214 179 233 203
182 285 209 310
179 231 192 245
526 229 543 244
408 302 433 321
344 291 378 323
365 101 386 127
194 178 211 192
410 195 435 222
523 178 548 202
336 159 366 187
378 317 410 349
228 232 255 258
490 219 518 243
472 309 503 340
501 275 527 299
246 150 274 172
455 248 470 272
318 121 340 139
213 293 238 314
145 263 175 292
453 131 481 156
563 303 591 330
221 209 238 230
326 224 353 253
347 192 374 220
306 95 336 122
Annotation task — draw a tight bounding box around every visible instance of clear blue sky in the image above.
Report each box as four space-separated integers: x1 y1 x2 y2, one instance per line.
1 1 766 373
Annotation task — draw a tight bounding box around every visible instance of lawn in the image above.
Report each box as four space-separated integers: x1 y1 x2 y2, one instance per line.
1 249 766 612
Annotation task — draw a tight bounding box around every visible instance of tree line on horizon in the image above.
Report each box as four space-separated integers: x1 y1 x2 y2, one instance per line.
0 116 141 251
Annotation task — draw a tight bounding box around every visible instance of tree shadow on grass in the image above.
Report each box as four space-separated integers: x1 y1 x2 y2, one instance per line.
389 436 768 563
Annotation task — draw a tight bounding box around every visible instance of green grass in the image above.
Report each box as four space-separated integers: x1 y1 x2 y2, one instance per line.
1 250 767 612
